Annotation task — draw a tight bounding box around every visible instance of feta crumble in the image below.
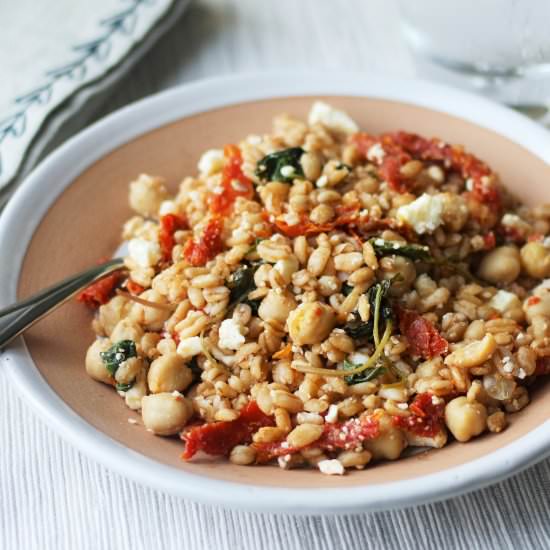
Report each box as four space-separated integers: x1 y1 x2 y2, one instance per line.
396 193 445 234
218 319 246 350
128 238 161 268
176 336 202 359
367 143 385 164
489 290 519 313
308 101 359 134
280 165 296 178
325 404 339 424
197 149 224 176
318 459 345 476
159 200 178 216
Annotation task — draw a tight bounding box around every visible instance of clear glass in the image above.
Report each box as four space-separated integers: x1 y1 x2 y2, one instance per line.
396 0 550 109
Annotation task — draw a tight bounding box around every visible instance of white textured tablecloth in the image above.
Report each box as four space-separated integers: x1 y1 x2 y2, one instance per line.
2 1 550 548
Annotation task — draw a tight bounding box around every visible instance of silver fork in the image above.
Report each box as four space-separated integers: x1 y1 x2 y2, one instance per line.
0 258 125 350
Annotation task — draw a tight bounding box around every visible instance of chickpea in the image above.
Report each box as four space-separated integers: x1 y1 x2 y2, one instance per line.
445 396 487 442
125 369 148 410
97 295 130 336
85 339 114 385
141 393 193 435
129 174 169 217
520 242 550 279
128 289 171 331
287 301 336 345
441 193 469 232
477 245 521 284
379 256 416 294
365 426 407 460
148 353 193 393
523 294 550 323
258 290 297 324
110 319 144 345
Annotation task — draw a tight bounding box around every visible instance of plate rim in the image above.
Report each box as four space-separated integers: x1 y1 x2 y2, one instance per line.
2 70 550 514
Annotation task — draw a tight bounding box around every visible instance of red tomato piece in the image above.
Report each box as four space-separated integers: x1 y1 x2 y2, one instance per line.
399 308 449 359
527 296 541 306
183 217 224 266
77 272 121 308
483 231 496 250
181 401 275 460
392 392 445 438
159 213 188 262
209 144 254 215
253 414 380 464
126 280 145 295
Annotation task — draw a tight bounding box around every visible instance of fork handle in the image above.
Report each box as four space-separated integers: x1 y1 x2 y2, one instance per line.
0 258 125 350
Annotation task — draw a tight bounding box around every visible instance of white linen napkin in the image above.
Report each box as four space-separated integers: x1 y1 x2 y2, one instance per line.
0 0 189 197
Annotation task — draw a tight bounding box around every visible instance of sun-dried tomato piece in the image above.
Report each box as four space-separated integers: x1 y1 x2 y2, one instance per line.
483 231 496 250
253 414 380 463
392 392 445 438
209 144 254 215
126 280 145 295
399 308 449 359
77 272 121 308
159 213 188 262
181 401 274 459
527 296 541 307
271 207 360 238
183 217 224 266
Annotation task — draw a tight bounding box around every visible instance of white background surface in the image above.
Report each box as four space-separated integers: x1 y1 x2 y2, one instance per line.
2 0 550 548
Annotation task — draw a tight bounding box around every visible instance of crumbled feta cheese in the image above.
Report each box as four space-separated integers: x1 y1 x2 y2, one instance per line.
318 459 345 476
128 238 161 268
283 211 301 226
367 143 385 164
397 403 409 410
218 319 246 350
316 175 328 188
396 193 445 234
280 165 296 178
159 200 178 216
489 290 519 313
197 148 224 176
308 101 359 134
325 404 339 424
349 352 370 365
501 213 522 226
176 336 202 359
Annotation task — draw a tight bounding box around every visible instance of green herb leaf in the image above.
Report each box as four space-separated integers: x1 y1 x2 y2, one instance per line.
341 282 354 296
188 356 202 380
115 381 134 392
343 359 386 385
255 147 305 183
243 297 262 316
370 238 432 262
100 340 137 376
227 263 260 309
343 280 393 341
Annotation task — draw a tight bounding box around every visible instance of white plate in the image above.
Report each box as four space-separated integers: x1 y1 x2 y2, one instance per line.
1 71 550 514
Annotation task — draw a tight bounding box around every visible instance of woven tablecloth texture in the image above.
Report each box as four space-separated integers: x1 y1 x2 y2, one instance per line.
2 1 550 548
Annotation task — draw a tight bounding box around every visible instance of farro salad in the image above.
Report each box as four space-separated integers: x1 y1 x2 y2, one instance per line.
80 102 550 475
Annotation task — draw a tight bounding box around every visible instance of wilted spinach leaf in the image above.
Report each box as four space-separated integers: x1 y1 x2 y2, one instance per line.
255 147 305 183
342 359 386 385
100 340 137 376
115 381 134 392
343 280 393 341
227 263 260 309
370 238 432 262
